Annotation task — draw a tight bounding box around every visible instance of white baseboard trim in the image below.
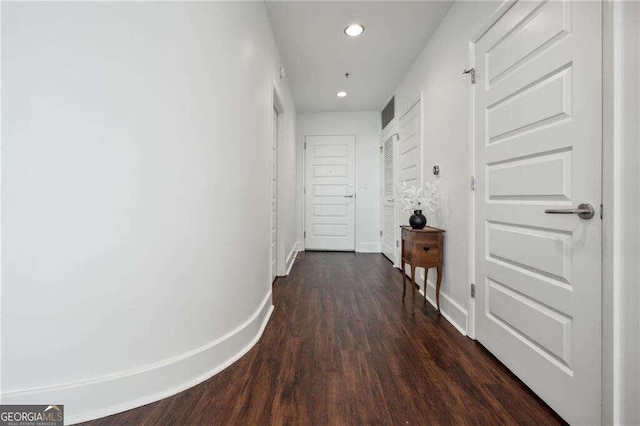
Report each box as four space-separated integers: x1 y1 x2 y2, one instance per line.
295 241 304 252
356 242 381 253
414 271 468 336
2 291 275 425
285 246 298 275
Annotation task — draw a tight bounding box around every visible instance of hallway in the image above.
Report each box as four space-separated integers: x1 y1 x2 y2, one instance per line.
3 1 640 423
84 253 564 425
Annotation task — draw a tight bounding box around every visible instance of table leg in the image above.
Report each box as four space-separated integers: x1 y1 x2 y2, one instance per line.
436 265 443 314
401 260 406 301
410 265 416 312
424 268 428 305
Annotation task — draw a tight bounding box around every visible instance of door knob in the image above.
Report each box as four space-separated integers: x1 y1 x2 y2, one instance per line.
544 203 595 219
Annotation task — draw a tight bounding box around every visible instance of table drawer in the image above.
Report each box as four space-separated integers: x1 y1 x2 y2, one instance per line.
401 228 441 244
408 242 441 265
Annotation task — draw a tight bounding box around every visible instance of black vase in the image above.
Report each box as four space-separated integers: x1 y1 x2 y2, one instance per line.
409 210 427 229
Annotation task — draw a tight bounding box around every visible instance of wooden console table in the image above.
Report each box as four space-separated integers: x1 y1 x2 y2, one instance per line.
400 226 445 313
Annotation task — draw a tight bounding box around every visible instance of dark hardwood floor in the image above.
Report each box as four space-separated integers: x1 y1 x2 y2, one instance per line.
83 252 565 425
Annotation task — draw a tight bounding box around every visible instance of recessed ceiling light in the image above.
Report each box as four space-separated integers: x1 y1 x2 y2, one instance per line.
336 91 348 98
344 24 364 37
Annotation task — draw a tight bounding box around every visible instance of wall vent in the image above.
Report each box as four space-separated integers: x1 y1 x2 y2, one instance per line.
381 96 395 130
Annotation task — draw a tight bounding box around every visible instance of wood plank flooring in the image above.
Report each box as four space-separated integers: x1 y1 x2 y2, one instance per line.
82 252 565 425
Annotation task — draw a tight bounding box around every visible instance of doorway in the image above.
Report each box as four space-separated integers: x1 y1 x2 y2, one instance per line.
381 127 398 264
304 135 356 251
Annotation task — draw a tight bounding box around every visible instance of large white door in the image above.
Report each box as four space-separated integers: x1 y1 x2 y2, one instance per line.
473 1 602 423
399 101 422 276
398 101 422 227
271 107 278 283
381 131 397 263
304 135 355 251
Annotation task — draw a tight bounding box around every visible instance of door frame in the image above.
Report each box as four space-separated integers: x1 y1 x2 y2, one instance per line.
272 82 285 278
379 119 399 266
302 133 357 251
466 1 620 423
601 1 640 423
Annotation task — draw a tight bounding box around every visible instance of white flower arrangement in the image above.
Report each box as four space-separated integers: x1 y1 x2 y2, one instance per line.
398 181 440 215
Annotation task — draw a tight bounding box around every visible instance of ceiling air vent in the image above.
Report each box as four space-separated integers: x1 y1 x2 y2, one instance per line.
381 96 394 130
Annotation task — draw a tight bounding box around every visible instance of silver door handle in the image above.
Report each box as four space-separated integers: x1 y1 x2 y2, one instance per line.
544 203 594 219
344 194 354 198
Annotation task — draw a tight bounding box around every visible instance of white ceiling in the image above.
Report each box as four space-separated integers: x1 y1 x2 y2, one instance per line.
265 1 454 112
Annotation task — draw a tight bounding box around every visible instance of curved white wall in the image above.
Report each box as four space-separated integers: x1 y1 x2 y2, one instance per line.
1 2 296 423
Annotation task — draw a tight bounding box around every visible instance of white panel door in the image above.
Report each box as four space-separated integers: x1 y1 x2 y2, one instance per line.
381 132 397 263
271 107 278 283
474 1 602 423
398 101 422 227
399 101 421 276
305 135 355 251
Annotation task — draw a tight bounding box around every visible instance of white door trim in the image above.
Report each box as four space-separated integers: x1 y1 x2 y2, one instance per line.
302 133 357 251
466 40 477 340
467 1 615 423
601 2 640 423
272 82 285 278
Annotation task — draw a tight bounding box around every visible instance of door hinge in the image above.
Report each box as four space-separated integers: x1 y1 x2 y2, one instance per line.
600 203 603 219
304 231 306 238
463 68 476 84
304 187 306 194
304 142 307 149
380 146 384 153
470 176 476 191
380 230 383 237
396 240 399 248
470 283 476 298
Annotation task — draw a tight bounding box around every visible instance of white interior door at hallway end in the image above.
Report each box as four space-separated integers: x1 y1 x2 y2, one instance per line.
473 1 602 424
305 135 355 251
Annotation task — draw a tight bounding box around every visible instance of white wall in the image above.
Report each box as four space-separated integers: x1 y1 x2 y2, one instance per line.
1 2 296 423
296 112 381 253
392 1 500 333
